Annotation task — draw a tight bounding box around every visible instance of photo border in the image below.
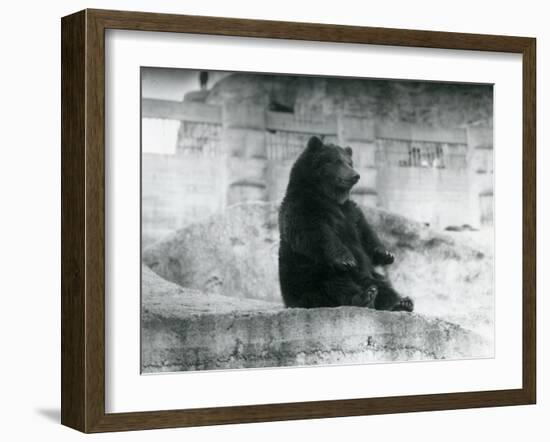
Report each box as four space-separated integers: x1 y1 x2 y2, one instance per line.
61 9 536 433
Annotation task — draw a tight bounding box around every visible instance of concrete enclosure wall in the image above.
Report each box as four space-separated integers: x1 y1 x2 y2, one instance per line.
142 153 227 241
142 94 493 240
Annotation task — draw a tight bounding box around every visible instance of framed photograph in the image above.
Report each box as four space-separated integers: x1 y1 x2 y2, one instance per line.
61 9 536 433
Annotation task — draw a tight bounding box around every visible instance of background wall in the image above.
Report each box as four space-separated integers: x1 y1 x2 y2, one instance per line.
0 0 546 441
141 75 492 239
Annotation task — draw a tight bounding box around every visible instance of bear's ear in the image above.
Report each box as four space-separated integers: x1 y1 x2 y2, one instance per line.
306 136 324 152
345 146 353 156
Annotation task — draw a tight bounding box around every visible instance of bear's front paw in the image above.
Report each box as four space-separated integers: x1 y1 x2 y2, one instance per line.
391 296 414 312
373 248 395 266
332 251 357 271
351 285 378 308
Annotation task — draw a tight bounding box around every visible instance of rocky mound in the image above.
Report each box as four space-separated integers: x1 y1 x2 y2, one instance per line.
142 264 281 317
142 201 493 339
143 202 282 303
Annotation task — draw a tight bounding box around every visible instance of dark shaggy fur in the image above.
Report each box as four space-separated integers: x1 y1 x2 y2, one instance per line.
278 136 414 311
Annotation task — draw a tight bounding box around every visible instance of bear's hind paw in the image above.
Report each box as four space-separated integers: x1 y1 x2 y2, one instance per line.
391 297 414 312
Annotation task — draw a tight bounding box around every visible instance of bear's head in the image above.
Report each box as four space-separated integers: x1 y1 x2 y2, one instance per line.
287 136 360 204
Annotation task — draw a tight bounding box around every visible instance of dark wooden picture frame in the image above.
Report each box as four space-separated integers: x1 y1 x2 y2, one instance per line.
61 9 536 433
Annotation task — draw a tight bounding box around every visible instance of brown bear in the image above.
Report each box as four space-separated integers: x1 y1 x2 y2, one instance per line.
278 136 414 311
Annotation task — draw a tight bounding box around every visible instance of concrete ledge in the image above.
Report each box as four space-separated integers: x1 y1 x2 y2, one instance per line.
142 306 490 373
141 266 490 372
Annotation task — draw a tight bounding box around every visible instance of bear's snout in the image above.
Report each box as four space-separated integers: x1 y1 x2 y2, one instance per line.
350 173 360 184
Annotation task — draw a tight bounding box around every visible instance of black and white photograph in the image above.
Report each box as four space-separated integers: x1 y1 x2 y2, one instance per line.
1 0 545 437
140 67 494 373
